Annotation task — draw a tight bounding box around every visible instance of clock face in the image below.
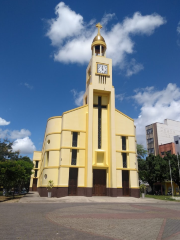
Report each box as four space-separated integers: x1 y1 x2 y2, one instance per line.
97 64 108 74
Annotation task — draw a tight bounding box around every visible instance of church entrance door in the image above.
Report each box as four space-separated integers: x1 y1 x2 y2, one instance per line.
122 170 130 196
32 178 38 191
93 169 106 196
68 168 78 196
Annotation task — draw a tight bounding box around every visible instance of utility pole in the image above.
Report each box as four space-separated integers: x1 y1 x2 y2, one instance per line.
169 158 174 197
177 153 180 188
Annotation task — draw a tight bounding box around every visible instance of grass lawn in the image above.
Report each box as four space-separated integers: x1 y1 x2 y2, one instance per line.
0 191 25 202
145 194 180 201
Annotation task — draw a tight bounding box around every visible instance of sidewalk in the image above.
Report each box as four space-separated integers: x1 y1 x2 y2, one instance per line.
19 191 165 203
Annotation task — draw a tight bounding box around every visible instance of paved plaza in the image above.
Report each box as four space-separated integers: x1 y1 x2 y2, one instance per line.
0 192 180 240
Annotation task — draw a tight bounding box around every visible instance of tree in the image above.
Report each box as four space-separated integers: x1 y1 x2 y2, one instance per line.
137 144 147 160
137 144 148 182
0 139 34 195
138 154 170 193
164 153 180 188
0 139 19 161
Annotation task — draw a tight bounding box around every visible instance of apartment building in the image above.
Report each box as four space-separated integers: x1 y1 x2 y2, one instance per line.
174 135 180 155
146 119 180 155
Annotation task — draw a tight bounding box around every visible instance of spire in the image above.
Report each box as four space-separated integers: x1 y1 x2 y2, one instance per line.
96 23 102 35
91 23 107 54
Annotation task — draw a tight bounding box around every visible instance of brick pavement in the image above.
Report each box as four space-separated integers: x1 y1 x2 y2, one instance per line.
0 201 180 240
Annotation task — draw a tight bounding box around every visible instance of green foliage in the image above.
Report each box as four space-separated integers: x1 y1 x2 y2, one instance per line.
137 144 147 160
164 153 180 188
140 184 146 193
0 139 34 194
0 139 19 161
138 152 180 191
47 180 54 191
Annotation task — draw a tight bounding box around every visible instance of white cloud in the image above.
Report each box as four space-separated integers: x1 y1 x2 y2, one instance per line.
46 2 84 46
132 83 180 145
21 83 33 90
0 128 31 140
71 89 84 106
177 21 180 46
0 129 9 139
12 137 36 154
115 93 124 101
24 83 33 90
125 59 144 76
9 129 31 139
0 117 10 126
177 21 180 34
46 2 166 75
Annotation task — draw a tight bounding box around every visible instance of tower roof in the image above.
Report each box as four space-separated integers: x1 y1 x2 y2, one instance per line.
91 23 106 50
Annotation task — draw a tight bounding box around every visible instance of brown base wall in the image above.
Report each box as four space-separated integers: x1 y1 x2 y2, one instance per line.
37 187 140 198
131 188 140 198
29 187 32 191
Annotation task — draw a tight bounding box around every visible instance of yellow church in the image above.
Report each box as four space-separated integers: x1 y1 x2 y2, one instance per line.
30 23 140 198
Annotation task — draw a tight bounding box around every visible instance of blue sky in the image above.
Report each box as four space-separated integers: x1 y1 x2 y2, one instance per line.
0 0 180 157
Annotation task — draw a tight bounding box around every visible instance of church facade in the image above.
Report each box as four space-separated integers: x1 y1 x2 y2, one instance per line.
30 23 140 198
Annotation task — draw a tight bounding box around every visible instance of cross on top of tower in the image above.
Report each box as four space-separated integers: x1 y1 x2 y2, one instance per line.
96 23 102 35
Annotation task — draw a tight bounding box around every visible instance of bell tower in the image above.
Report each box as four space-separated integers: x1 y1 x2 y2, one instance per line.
84 23 117 194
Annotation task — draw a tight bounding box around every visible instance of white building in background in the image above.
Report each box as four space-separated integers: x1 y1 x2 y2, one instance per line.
174 136 180 155
146 119 180 155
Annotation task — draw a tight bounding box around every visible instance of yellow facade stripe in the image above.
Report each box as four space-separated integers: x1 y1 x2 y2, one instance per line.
47 116 62 122
38 185 68 188
45 149 60 152
45 129 86 137
46 132 61 137
43 165 85 170
115 134 135 137
116 168 137 171
95 73 110 77
62 129 86 133
61 147 86 150
63 104 88 115
60 165 85 168
116 150 136 154
131 187 140 189
43 166 59 169
115 109 134 121
93 165 109 169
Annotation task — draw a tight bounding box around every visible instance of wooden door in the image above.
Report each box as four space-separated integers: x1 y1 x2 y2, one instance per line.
68 168 78 196
122 170 129 196
93 169 106 196
32 178 38 191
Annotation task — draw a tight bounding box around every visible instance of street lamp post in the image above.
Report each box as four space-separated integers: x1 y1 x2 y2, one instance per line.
169 159 174 197
177 153 180 189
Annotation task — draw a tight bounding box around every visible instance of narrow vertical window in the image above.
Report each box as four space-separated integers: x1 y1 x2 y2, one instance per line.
35 161 38 168
46 151 49 167
72 132 78 147
122 136 126 150
71 149 77 165
35 170 38 177
122 153 127 168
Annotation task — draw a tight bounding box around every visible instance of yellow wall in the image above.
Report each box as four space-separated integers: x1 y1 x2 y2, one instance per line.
46 117 62 135
30 51 139 193
42 168 58 186
59 167 69 186
78 168 85 187
116 170 122 188
63 106 87 131
45 134 61 151
130 171 139 188
115 110 134 135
